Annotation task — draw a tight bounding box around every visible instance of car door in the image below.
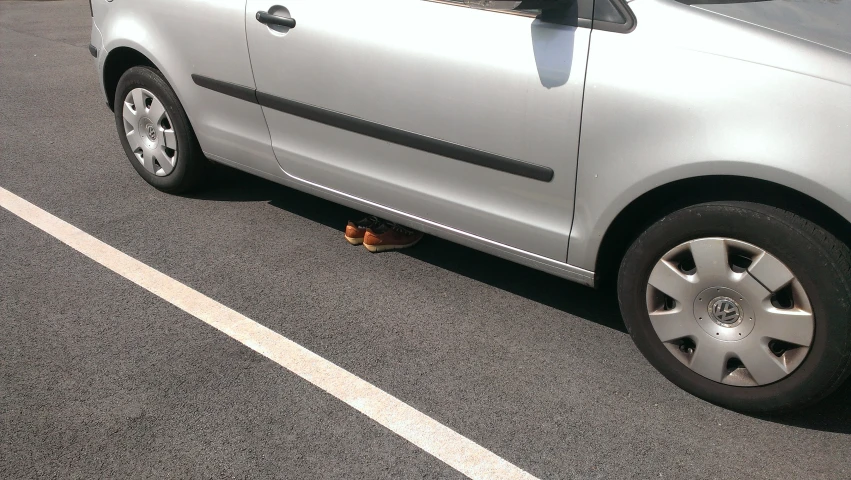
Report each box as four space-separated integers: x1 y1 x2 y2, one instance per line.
244 0 591 260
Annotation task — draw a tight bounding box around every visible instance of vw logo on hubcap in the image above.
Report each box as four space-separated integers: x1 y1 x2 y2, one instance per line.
139 117 157 146
708 296 742 326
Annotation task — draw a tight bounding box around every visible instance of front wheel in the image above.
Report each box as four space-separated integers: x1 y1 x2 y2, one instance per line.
114 66 207 193
618 201 851 413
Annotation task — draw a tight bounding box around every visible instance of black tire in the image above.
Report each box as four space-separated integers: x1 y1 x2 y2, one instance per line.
114 66 207 193
618 201 851 414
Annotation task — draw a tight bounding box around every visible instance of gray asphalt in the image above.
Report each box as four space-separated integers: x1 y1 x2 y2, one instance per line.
1 1 850 479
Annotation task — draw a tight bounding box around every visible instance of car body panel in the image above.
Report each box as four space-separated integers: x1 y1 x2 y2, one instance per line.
695 0 851 54
567 0 851 270
245 0 591 260
92 0 278 175
89 17 105 95
92 0 851 286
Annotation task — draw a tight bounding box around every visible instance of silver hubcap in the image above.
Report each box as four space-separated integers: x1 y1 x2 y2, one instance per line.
122 88 177 176
646 238 814 387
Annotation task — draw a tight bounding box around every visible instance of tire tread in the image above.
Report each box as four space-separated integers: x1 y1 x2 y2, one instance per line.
618 200 851 413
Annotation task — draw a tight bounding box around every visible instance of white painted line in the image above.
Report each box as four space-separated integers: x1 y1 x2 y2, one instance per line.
0 186 538 480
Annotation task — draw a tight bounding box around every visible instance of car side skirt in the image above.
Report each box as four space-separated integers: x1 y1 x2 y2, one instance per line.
203 151 596 287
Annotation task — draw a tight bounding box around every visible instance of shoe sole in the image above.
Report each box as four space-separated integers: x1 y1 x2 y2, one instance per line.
345 235 364 245
363 237 422 253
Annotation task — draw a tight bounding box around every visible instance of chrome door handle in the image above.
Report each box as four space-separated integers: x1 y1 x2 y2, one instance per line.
256 11 296 29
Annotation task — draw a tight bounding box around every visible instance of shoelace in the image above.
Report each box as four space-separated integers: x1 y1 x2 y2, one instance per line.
356 216 381 228
384 221 416 235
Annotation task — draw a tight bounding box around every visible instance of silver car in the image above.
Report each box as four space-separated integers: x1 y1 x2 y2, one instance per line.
89 0 851 413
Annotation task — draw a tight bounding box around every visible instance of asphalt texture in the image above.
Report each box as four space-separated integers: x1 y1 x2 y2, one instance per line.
1 1 850 479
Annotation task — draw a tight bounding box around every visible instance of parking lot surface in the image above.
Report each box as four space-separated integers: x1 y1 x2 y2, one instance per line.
2 1 851 479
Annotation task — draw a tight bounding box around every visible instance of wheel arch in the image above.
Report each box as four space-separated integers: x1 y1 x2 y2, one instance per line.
594 176 851 289
102 46 158 111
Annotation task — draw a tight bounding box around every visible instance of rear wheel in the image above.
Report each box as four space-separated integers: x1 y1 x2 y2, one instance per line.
114 66 207 193
618 201 851 413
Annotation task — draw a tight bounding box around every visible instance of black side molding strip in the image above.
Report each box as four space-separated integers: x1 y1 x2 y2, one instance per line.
88 44 98 58
192 74 554 182
255 92 555 182
191 74 258 104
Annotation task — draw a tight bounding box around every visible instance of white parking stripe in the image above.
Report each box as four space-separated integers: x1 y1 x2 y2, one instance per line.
0 186 538 480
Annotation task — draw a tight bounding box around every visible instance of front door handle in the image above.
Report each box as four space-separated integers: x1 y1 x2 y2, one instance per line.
256 11 296 29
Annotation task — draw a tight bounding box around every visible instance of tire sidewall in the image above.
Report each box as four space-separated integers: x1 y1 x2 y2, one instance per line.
618 202 850 413
113 66 197 192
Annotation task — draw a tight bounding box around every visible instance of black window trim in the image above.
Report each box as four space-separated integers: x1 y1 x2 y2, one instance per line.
423 0 541 19
421 0 635 33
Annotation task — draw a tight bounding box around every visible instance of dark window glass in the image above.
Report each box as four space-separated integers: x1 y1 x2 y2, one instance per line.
594 0 627 23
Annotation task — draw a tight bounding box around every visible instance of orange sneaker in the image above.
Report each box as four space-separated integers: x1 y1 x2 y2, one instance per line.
345 216 382 245
363 222 424 252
